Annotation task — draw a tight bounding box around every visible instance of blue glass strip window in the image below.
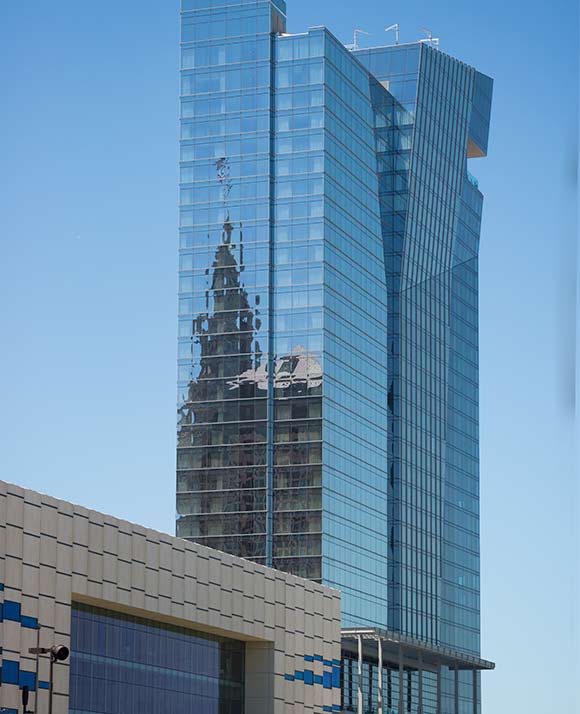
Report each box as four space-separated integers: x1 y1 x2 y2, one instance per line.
2 659 19 684
3 601 21 622
286 667 337 690
20 616 39 630
19 670 37 690
38 681 50 690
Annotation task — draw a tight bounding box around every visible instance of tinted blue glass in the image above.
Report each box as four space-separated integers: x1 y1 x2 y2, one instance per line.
2 660 19 685
356 41 491 713
175 6 492 712
69 604 244 714
3 601 21 621
176 0 286 563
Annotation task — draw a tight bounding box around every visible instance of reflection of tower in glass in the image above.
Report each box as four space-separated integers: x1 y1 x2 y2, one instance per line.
272 342 323 581
177 208 324 577
176 205 271 561
177 156 323 576
178 3 495 709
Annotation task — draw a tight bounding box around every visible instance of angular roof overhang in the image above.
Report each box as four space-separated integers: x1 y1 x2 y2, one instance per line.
341 627 495 673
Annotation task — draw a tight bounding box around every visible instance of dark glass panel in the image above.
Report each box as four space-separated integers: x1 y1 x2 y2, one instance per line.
70 603 244 714
273 465 322 489
273 533 322 557
177 489 267 515
274 511 321 534
185 534 267 560
272 556 321 580
274 487 322 511
179 512 267 537
178 467 267 492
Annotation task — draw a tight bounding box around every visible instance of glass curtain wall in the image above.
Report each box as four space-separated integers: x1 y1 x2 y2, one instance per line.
69 603 244 714
271 29 391 613
271 30 326 582
175 5 492 710
176 0 286 563
355 42 491 713
315 32 390 628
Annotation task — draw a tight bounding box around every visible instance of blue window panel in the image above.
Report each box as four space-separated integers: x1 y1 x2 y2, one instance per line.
313 654 323 662
284 674 295 681
294 671 304 681
323 671 332 689
303 654 314 662
2 659 19 684
38 681 50 690
303 670 314 685
3 601 21 622
332 706 341 711
323 659 333 668
313 675 323 685
0 602 3 622
332 659 341 667
0 582 4 590
19 670 36 691
331 666 341 688
20 616 39 630
1 709 17 714
70 603 244 712
323 707 332 712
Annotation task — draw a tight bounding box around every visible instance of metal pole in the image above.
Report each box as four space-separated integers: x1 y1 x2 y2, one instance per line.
377 636 383 714
33 627 40 714
348 657 353 710
418 654 423 714
398 647 404 714
472 669 478 714
436 665 442 714
48 656 54 714
454 667 459 714
357 635 363 714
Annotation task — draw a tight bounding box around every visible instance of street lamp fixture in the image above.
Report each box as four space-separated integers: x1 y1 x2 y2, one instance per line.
28 645 69 714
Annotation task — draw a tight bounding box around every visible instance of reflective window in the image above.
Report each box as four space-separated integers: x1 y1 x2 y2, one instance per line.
70 604 245 714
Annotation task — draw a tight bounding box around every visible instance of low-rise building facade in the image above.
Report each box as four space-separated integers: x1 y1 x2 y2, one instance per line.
0 480 342 714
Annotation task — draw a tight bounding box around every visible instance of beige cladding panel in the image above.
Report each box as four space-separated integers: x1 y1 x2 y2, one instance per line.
0 481 341 714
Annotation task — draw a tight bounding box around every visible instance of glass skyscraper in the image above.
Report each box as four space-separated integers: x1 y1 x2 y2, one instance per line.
175 0 492 710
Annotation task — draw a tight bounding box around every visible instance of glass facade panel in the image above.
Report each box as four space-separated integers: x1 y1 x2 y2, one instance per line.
69 603 244 714
176 4 492 711
176 0 285 565
353 42 491 712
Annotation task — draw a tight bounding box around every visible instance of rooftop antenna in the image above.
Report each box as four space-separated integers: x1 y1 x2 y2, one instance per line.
347 28 371 50
418 26 440 47
385 23 399 45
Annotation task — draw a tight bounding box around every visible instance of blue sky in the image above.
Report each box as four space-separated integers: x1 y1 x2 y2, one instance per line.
0 1 577 711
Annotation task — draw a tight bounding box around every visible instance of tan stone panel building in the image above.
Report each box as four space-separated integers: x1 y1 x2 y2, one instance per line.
0 480 342 714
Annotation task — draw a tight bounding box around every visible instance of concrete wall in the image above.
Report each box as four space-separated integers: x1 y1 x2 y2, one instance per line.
0 481 342 714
